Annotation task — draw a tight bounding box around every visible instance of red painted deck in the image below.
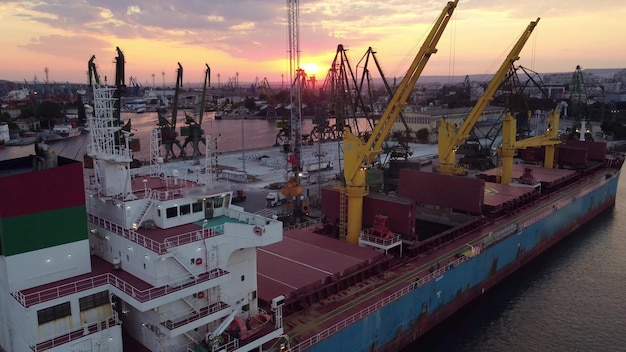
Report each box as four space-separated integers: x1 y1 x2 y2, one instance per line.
477 163 577 188
482 181 540 214
257 228 384 308
129 174 202 198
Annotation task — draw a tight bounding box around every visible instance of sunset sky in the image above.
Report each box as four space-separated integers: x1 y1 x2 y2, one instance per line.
0 0 624 87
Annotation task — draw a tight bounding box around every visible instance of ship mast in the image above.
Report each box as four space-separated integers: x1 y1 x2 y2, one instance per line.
87 49 135 199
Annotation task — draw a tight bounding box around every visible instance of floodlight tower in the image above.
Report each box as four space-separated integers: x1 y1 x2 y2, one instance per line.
287 0 302 173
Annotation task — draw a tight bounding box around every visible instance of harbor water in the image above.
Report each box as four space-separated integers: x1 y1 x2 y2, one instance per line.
0 112 370 162
2 113 625 351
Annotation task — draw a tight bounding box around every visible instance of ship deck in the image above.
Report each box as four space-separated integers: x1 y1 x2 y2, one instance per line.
257 228 387 312
275 167 617 349
477 163 578 189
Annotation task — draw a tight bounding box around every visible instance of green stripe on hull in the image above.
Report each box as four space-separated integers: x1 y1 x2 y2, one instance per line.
0 206 87 256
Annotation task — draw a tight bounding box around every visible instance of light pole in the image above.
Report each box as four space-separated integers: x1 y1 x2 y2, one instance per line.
241 114 246 172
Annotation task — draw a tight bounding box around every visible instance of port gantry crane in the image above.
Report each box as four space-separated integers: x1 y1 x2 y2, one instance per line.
341 0 458 244
182 64 210 160
436 18 553 178
157 62 185 161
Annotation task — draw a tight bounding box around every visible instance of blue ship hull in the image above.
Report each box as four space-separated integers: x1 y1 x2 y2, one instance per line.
302 171 620 352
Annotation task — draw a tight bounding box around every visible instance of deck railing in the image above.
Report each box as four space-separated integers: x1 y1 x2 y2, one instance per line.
88 214 220 254
31 312 121 351
11 268 228 308
291 255 470 351
162 301 229 330
283 217 323 231
359 233 402 247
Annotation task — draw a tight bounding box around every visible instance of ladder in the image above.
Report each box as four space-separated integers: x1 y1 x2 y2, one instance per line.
338 186 347 241
134 189 155 228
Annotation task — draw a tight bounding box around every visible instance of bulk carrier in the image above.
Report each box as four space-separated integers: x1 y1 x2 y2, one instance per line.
0 2 623 352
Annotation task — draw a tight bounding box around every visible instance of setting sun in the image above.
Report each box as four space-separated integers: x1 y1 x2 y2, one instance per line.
300 62 321 77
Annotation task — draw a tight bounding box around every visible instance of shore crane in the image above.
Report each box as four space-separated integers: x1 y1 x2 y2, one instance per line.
157 62 185 161
88 55 100 86
182 64 210 160
341 0 458 244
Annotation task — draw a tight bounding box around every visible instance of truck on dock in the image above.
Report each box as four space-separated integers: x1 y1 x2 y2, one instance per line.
266 191 287 207
305 160 334 173
231 190 247 203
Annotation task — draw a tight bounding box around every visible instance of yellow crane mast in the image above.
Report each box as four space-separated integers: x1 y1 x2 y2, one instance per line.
437 18 541 176
341 0 459 244
499 108 561 184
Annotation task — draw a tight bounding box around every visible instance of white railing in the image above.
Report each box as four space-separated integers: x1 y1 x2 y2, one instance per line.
162 301 229 330
283 217 323 231
89 214 220 254
31 312 121 351
11 268 228 308
359 233 402 247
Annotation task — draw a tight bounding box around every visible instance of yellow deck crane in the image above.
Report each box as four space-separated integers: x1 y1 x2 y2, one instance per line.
341 0 458 244
437 18 542 176
498 107 561 184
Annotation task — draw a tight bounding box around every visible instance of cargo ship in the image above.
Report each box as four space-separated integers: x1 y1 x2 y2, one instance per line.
0 3 624 352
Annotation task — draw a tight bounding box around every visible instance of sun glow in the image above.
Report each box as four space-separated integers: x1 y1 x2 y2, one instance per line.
300 62 321 76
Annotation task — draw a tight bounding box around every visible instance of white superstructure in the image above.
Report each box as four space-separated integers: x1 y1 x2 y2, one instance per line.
0 78 285 352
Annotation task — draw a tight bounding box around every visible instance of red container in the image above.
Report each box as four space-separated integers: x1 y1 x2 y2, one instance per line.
321 188 416 238
398 169 484 214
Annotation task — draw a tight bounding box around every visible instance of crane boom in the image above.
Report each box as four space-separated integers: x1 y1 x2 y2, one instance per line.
437 18 540 176
171 62 183 128
88 55 100 86
198 64 210 125
342 0 458 244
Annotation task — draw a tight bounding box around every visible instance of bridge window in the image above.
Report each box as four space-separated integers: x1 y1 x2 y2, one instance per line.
80 291 109 311
38 302 71 325
166 206 178 218
180 204 191 216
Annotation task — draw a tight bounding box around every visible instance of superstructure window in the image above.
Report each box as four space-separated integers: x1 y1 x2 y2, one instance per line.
214 197 224 208
37 302 71 325
80 291 109 311
192 201 203 213
180 204 191 215
166 206 178 218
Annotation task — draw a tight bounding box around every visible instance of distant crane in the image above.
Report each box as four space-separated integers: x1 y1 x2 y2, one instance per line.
157 63 185 161
570 65 588 124
128 76 141 97
182 64 210 160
